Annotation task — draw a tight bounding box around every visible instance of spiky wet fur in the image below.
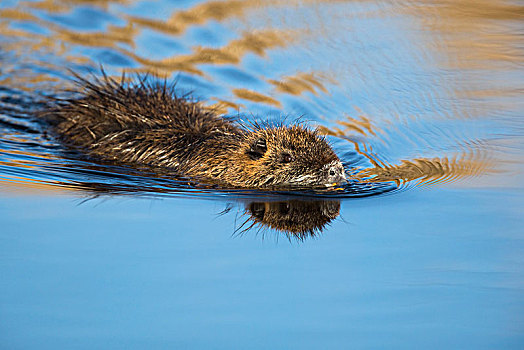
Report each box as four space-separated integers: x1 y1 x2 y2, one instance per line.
41 73 343 188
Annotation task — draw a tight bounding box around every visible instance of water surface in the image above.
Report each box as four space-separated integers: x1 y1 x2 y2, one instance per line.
0 0 523 348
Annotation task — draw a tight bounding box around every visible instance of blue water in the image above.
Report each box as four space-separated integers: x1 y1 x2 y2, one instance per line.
2 189 523 349
1 0 524 348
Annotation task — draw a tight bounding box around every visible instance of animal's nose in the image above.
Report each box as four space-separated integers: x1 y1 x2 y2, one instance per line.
327 162 347 184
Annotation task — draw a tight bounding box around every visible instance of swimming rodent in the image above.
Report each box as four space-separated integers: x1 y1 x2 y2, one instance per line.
41 73 347 188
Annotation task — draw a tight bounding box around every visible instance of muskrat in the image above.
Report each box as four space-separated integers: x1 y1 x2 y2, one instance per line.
41 73 346 188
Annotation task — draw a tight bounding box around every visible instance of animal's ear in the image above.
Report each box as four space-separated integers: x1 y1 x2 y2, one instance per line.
247 138 267 160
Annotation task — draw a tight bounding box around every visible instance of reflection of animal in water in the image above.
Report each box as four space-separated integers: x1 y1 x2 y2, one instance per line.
237 200 340 239
41 73 346 188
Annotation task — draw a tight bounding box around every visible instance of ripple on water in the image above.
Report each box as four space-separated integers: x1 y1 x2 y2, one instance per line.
0 79 497 201
0 0 522 199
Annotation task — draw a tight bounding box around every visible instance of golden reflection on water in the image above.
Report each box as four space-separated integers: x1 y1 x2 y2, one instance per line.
0 176 71 194
356 155 495 187
0 8 37 21
406 0 524 107
0 0 522 192
0 74 61 91
128 0 257 36
56 23 137 48
318 118 496 186
232 88 282 108
268 72 329 96
123 29 292 77
27 0 132 13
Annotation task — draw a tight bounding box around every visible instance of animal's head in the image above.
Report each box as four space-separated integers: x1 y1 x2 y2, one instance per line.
241 124 346 188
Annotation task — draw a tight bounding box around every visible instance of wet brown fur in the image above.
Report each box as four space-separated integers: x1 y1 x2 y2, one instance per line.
41 73 345 188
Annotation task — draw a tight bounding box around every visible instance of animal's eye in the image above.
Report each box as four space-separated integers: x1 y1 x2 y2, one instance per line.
281 153 293 163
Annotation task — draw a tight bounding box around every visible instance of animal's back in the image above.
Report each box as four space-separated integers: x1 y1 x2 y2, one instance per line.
42 74 241 167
